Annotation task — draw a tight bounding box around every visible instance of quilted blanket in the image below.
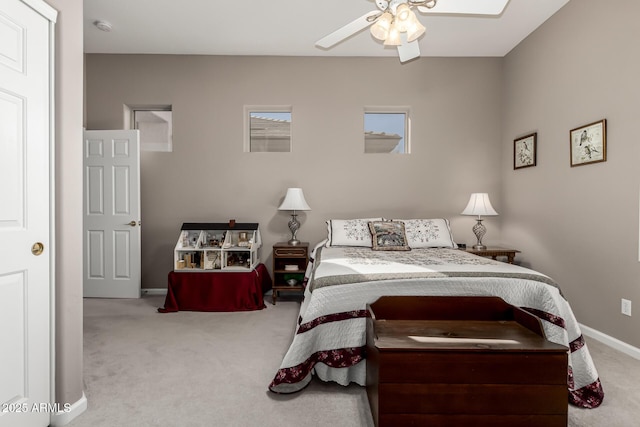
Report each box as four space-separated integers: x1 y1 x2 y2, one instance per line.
269 245 604 408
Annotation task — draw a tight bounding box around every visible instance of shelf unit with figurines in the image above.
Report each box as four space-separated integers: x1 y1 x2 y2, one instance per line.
173 221 261 272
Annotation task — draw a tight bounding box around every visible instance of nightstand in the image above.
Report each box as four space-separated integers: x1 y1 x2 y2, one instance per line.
464 247 520 264
272 242 309 305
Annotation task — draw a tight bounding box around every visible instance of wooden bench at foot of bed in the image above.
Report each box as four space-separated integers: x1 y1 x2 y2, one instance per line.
365 296 568 427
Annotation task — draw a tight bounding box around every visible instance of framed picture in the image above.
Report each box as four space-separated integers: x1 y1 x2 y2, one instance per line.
513 132 537 170
570 119 607 167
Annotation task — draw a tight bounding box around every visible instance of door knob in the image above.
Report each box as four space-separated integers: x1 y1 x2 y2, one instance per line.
32 242 44 256
128 221 137 227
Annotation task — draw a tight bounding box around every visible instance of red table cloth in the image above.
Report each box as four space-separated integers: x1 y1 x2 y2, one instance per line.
159 263 272 313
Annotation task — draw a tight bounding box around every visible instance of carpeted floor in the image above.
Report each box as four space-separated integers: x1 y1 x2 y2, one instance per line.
67 295 639 427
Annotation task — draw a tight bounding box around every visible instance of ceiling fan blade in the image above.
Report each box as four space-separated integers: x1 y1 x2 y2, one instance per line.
397 35 421 63
417 0 510 15
315 10 381 49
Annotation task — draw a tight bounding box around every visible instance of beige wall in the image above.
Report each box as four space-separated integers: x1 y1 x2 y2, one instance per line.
48 0 84 408
502 0 640 347
83 1 640 351
85 55 504 290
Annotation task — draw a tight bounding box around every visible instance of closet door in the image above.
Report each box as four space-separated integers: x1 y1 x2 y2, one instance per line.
0 1 56 426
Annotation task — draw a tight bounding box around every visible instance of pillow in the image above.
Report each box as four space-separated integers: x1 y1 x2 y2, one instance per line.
368 221 410 251
326 218 382 247
394 218 457 248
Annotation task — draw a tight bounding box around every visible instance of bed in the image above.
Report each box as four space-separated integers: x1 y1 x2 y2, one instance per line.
268 218 604 409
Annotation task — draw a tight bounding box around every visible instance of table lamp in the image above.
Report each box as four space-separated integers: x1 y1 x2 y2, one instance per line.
278 188 311 246
461 193 498 249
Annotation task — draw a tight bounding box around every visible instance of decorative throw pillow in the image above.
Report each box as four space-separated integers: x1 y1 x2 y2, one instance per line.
368 221 410 251
394 218 457 248
326 218 383 247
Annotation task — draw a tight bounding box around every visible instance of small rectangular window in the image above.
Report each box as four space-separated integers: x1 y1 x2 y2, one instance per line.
364 109 409 154
124 105 173 152
134 109 172 152
244 106 292 152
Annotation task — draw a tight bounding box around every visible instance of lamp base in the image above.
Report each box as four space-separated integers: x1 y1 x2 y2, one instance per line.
472 219 487 250
287 213 301 246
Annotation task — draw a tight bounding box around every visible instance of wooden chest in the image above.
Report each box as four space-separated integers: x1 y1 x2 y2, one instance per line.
365 296 568 427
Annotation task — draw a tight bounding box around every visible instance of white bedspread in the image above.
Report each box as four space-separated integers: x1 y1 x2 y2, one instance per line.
269 245 604 408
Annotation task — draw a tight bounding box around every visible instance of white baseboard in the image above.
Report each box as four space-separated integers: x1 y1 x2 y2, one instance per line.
580 323 640 360
49 392 87 426
141 288 167 296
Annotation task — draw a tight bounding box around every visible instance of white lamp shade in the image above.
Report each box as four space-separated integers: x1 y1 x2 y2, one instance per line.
370 12 392 41
278 188 311 211
406 12 426 42
395 4 412 31
461 193 498 217
383 24 402 46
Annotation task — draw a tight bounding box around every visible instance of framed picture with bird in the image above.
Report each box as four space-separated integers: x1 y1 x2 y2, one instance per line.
570 119 607 167
514 132 537 169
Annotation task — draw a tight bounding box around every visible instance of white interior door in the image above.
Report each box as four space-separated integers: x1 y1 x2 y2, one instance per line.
83 130 141 298
0 0 55 426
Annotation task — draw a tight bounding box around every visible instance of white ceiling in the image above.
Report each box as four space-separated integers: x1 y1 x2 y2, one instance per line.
84 0 569 58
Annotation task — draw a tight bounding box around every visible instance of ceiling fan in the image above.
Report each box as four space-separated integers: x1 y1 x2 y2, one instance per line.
315 0 511 63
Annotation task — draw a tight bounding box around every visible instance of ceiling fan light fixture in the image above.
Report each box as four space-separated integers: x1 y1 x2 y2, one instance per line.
395 7 418 33
370 12 393 40
396 3 412 23
406 12 426 41
383 23 402 46
315 0 515 63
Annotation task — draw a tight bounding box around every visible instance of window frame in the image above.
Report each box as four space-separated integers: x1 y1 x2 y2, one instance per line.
363 106 411 154
243 105 293 153
124 104 173 152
